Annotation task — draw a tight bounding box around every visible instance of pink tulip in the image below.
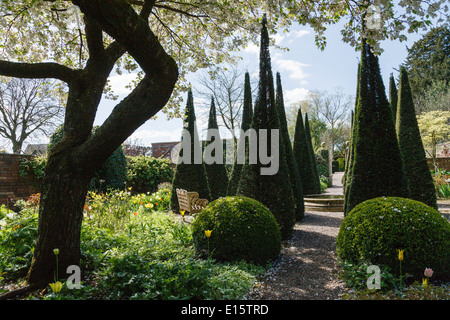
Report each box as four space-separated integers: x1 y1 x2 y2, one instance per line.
424 268 433 278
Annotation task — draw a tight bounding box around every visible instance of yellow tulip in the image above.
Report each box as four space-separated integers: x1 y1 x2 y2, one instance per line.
180 210 185 217
205 230 212 238
49 281 64 293
422 278 428 288
398 249 404 261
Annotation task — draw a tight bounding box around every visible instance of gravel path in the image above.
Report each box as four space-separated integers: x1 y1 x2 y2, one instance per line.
246 173 349 300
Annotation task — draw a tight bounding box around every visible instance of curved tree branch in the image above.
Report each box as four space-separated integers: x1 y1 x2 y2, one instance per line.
0 60 76 83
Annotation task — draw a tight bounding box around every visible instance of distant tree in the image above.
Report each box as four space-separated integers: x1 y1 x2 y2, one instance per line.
227 72 253 196
204 96 229 200
344 40 408 215
417 110 450 170
404 26 450 100
275 72 305 221
237 16 295 239
396 67 437 209
0 77 64 153
307 87 352 168
414 79 450 114
170 90 211 212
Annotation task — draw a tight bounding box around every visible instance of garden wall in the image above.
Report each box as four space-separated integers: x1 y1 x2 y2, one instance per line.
0 153 39 209
427 158 450 171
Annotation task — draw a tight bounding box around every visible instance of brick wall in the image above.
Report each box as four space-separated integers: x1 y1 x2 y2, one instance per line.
427 158 450 171
0 154 40 209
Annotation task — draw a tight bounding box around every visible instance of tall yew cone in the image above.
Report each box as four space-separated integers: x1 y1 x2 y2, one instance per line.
389 73 398 125
396 67 437 208
170 90 211 212
276 72 305 220
237 16 295 239
227 72 253 195
293 109 317 195
204 96 229 200
344 40 408 214
305 113 321 194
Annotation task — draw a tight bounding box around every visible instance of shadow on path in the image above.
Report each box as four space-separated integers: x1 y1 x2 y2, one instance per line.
246 174 348 300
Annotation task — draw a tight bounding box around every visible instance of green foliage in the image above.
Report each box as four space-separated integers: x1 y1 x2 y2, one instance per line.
1 190 264 300
338 260 399 292
204 97 229 200
18 155 47 184
227 72 253 196
344 41 408 214
396 67 437 209
170 90 211 212
337 197 450 278
48 125 128 192
0 208 38 280
293 110 317 195
404 26 450 101
389 73 398 123
126 155 174 194
191 196 281 265
275 72 305 220
236 17 295 239
304 113 321 194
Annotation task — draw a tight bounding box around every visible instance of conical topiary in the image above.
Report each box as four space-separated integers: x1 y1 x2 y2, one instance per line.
170 90 211 212
237 15 296 239
396 67 437 209
304 113 321 194
275 72 305 221
293 109 316 196
227 72 253 196
204 96 229 200
344 40 408 215
389 73 398 125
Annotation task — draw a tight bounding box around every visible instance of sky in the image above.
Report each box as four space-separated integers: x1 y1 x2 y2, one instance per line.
103 21 422 147
2 19 423 152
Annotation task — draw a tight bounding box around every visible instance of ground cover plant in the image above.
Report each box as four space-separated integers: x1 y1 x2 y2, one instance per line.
0 189 266 300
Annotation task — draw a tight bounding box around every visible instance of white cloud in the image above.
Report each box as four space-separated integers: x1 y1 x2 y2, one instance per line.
291 29 311 38
274 59 310 84
284 88 310 105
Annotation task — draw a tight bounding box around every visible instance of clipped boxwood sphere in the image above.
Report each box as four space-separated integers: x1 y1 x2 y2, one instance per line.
337 197 450 278
192 196 281 265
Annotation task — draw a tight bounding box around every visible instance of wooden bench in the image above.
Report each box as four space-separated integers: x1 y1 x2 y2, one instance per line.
176 188 208 214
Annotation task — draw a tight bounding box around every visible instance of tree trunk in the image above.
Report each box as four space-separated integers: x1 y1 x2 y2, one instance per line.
26 148 94 285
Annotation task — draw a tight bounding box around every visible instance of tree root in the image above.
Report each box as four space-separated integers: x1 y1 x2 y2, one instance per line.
0 282 46 300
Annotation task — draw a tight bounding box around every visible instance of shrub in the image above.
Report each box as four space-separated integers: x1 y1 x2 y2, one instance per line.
337 197 450 278
127 155 174 194
192 196 281 265
48 125 128 192
0 209 38 279
396 66 437 209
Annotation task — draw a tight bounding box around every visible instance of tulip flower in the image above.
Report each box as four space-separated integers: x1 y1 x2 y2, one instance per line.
398 249 404 261
424 268 433 278
205 230 212 238
422 278 428 288
53 248 59 256
49 281 64 293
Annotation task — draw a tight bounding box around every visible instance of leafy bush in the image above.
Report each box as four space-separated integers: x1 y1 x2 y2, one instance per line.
126 155 174 194
337 197 450 278
0 209 38 279
19 155 47 186
48 125 128 192
192 196 281 265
